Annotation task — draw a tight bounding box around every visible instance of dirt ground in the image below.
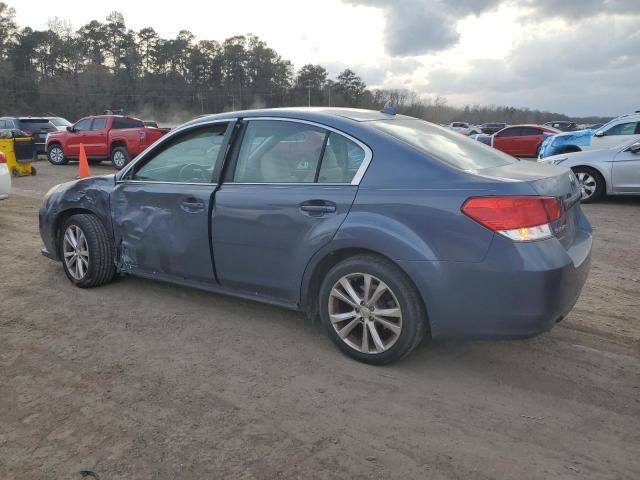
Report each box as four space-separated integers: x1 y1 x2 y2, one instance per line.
1 160 639 480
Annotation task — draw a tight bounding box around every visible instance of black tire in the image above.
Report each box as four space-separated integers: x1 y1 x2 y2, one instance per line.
572 166 605 204
47 143 68 165
319 254 428 365
111 146 131 170
30 166 36 176
59 214 116 288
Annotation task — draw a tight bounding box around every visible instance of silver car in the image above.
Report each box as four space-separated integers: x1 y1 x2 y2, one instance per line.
539 139 640 203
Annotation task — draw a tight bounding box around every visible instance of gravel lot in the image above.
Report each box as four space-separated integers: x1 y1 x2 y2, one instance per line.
1 160 639 479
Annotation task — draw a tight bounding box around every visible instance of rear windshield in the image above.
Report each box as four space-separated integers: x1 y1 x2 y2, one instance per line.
112 117 144 129
370 118 518 170
18 119 53 130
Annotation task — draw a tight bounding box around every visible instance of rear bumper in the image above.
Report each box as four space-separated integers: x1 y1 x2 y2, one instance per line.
400 226 592 341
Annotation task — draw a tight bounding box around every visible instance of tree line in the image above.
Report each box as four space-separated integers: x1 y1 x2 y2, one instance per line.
0 3 608 125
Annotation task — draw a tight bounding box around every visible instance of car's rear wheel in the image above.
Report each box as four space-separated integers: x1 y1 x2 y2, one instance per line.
319 255 427 365
47 144 67 165
60 214 115 288
111 146 131 170
573 167 604 203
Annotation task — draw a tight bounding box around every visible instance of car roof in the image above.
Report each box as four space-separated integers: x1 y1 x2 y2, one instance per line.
185 107 404 127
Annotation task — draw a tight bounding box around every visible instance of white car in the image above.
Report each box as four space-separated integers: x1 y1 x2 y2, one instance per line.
46 117 72 131
0 153 11 200
539 138 640 203
539 112 640 158
447 122 481 135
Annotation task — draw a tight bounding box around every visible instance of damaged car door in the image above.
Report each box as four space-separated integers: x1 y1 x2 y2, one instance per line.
111 121 234 283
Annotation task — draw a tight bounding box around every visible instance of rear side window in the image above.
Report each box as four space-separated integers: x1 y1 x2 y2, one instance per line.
112 117 144 129
234 120 326 183
317 132 365 183
371 118 517 170
91 118 107 130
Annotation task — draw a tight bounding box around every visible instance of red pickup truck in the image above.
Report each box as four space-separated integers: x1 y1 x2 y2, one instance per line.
46 115 170 169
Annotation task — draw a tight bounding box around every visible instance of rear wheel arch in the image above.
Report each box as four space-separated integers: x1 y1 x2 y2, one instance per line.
110 139 127 152
301 247 430 337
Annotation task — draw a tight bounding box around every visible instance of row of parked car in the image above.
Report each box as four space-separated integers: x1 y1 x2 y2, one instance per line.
446 120 582 137
0 115 168 170
460 111 640 203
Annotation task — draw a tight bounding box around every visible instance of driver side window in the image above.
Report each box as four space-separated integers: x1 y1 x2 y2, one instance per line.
74 118 92 132
133 124 227 183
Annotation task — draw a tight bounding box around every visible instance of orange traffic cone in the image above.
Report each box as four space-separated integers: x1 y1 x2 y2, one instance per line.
77 143 92 178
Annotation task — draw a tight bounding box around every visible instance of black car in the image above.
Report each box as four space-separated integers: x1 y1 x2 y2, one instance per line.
0 117 57 152
479 122 507 135
543 121 578 132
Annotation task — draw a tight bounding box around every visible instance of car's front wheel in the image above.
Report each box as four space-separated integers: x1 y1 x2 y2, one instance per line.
47 144 67 165
319 255 427 365
59 214 115 288
573 167 605 203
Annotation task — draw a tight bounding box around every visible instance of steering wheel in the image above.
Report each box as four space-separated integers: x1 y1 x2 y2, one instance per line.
178 163 208 182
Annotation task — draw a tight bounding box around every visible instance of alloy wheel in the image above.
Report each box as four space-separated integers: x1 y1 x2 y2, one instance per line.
63 225 90 280
328 273 403 354
576 172 597 200
49 146 64 164
113 150 126 168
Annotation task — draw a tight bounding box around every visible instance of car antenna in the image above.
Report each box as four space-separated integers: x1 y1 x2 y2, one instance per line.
380 104 396 116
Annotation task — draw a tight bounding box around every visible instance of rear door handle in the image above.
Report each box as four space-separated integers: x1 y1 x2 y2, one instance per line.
179 198 206 213
299 200 337 216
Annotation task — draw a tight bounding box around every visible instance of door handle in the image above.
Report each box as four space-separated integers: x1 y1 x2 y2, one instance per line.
299 200 337 216
179 198 206 213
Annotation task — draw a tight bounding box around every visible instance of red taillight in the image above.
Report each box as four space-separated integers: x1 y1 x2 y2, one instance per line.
462 196 562 241
0 152 6 164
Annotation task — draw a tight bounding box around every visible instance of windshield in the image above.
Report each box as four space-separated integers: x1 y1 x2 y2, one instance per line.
49 118 71 127
370 118 518 170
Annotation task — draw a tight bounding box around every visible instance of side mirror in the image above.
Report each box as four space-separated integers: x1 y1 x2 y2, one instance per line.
66 126 74 132
627 142 640 154
594 130 604 137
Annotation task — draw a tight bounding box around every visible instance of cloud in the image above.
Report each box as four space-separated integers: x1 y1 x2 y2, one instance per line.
518 0 640 19
344 0 502 55
423 15 640 116
346 0 640 57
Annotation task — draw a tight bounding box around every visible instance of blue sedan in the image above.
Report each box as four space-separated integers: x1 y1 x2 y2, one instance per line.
39 108 592 364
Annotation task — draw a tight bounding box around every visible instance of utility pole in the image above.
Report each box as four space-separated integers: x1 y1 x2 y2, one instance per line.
306 80 313 107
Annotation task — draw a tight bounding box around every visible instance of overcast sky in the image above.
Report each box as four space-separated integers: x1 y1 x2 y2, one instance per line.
15 0 640 116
